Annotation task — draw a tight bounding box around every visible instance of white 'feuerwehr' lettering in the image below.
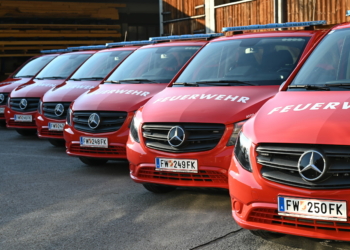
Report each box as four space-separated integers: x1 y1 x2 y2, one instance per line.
152 94 250 104
269 102 350 114
90 89 150 96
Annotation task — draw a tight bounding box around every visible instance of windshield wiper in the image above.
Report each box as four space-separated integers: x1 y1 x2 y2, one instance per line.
40 76 66 80
288 85 330 91
118 79 158 83
104 80 120 84
70 78 81 81
15 75 34 78
324 82 350 88
173 82 198 86
196 80 256 86
79 77 104 80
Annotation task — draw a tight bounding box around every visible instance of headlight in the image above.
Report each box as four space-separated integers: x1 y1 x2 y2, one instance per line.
66 108 72 126
227 120 247 146
38 99 43 114
129 114 141 143
234 132 252 172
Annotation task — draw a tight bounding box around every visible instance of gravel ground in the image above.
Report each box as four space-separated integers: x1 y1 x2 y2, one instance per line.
0 127 349 250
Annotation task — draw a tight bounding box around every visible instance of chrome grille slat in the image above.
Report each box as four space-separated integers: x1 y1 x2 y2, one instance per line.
43 102 71 120
10 97 40 112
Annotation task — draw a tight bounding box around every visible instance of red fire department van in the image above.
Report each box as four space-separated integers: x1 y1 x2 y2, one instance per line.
5 49 95 136
229 22 350 241
0 52 60 125
126 21 328 193
63 35 214 166
36 44 141 147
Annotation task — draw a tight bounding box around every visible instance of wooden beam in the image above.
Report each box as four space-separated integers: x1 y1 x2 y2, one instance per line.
0 24 121 30
0 33 121 38
0 40 114 45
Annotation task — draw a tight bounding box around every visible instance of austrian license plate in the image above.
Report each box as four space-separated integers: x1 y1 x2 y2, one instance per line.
278 196 347 221
14 114 32 122
80 137 108 148
155 158 198 173
48 122 65 131
0 108 4 114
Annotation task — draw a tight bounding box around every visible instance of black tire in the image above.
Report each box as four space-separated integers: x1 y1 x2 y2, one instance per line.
142 183 177 193
250 230 285 240
0 120 6 127
15 129 37 136
48 139 66 147
79 157 108 166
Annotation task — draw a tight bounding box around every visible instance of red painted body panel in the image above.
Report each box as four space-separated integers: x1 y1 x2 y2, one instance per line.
127 30 327 190
5 51 95 129
229 24 350 241
64 40 208 160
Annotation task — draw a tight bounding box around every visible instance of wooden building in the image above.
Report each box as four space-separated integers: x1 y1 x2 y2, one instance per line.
160 0 350 35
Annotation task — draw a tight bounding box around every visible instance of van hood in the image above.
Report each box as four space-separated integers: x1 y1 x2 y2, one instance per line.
0 78 32 93
10 79 64 98
72 83 168 112
245 91 350 145
42 80 101 102
141 86 279 124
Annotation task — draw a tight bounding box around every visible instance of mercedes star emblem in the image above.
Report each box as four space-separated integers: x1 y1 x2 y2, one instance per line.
0 94 4 104
88 113 100 129
298 150 327 182
54 104 65 117
19 99 28 110
167 126 185 147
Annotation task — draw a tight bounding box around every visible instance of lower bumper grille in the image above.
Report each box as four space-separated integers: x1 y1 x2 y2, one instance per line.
138 167 227 184
8 120 36 127
40 128 63 137
248 208 350 232
69 144 126 156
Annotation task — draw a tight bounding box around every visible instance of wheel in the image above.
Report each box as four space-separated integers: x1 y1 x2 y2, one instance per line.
15 129 37 136
142 183 177 193
79 157 108 166
250 230 285 240
48 139 65 147
0 120 6 127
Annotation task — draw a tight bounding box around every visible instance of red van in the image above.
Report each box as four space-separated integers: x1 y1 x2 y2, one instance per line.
0 53 60 125
5 49 95 136
126 21 328 193
36 44 140 147
229 22 350 241
63 35 214 166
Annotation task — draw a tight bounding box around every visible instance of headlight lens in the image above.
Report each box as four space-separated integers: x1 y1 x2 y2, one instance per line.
227 120 247 146
129 114 141 143
38 99 43 114
234 132 252 172
66 108 72 126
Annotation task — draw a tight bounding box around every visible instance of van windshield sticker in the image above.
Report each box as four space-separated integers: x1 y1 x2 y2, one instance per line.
268 102 350 115
153 94 250 103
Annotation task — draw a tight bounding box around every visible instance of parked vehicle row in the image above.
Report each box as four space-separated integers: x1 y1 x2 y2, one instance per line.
1 20 350 243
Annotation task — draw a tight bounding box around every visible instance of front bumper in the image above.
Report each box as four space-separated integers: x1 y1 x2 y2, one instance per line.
63 114 133 159
229 154 350 241
5 107 37 129
127 125 235 189
36 113 65 139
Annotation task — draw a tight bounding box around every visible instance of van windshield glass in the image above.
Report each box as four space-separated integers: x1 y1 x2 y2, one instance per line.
105 46 201 84
290 28 350 91
175 37 310 87
35 53 91 80
70 50 133 81
14 55 56 78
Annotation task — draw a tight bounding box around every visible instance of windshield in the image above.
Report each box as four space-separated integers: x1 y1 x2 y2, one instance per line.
14 56 56 78
70 50 133 81
175 37 310 87
35 53 91 80
106 46 201 84
290 28 350 91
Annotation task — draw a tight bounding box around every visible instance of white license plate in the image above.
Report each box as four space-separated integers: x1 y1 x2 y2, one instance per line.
80 137 108 148
155 158 198 173
14 114 32 122
278 196 347 221
0 108 4 114
48 122 65 131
